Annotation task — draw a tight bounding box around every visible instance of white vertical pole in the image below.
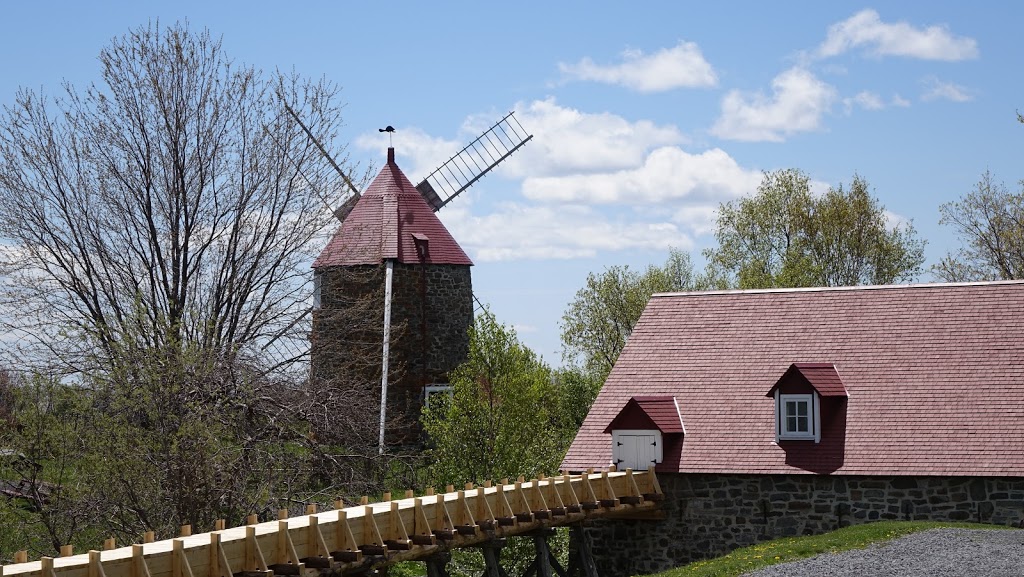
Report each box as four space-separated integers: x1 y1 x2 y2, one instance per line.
379 259 394 455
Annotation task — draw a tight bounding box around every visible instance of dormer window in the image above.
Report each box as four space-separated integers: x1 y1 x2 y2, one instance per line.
766 363 847 444
776 392 819 441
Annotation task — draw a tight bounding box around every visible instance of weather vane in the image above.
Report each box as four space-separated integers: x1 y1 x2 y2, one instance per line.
378 125 395 146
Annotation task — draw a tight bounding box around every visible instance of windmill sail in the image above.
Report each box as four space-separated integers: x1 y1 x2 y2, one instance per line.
416 111 532 211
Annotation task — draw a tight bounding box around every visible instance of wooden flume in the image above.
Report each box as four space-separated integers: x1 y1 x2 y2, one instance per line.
0 469 662 577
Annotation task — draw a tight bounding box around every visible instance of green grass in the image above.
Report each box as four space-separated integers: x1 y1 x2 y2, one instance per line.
649 521 1013 577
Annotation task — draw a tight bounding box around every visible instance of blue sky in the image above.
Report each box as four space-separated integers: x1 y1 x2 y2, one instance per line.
2 2 1021 363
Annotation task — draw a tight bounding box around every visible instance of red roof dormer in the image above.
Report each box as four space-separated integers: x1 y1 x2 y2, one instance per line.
603 396 684 434
765 363 848 398
313 148 473 268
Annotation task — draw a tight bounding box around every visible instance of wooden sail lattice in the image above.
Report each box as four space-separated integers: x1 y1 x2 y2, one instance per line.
415 112 532 212
0 469 661 577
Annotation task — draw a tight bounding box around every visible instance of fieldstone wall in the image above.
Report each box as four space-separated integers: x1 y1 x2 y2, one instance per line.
309 263 472 442
585 473 1024 576
389 263 473 389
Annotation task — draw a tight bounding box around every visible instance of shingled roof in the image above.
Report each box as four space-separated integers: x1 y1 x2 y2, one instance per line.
313 148 473 267
562 281 1024 476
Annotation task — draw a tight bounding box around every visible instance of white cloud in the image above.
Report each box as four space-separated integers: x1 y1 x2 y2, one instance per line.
711 68 837 142
440 202 693 262
817 9 978 61
891 94 911 107
921 77 973 102
558 41 718 92
522 146 760 204
464 98 685 179
355 100 769 263
843 90 885 114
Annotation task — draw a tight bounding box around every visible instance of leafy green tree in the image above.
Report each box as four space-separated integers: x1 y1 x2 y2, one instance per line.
934 170 1024 281
421 313 578 577
422 313 566 486
561 249 703 381
705 169 925 289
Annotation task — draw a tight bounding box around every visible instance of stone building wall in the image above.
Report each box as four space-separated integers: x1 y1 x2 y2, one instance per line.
389 263 473 389
309 262 473 442
586 473 1024 577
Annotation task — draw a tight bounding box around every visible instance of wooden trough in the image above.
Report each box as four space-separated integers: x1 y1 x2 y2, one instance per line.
0 469 662 577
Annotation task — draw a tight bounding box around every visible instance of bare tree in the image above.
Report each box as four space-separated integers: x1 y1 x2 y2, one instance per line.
935 170 1024 282
0 22 357 377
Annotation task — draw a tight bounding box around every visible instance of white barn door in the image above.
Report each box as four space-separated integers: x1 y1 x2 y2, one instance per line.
612 430 662 470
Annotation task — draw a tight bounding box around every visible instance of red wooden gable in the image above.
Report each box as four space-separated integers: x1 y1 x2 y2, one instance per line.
766 363 848 397
603 396 683 434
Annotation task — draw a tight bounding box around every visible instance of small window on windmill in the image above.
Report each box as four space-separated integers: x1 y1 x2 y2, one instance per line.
412 233 430 261
423 384 454 409
313 271 322 310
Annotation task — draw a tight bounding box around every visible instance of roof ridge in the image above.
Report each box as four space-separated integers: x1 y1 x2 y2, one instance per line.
652 279 1024 299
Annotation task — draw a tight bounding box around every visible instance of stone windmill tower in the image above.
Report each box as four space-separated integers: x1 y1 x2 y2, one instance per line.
309 114 531 450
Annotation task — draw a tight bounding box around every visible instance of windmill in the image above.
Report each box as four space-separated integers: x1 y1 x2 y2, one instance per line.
286 103 532 452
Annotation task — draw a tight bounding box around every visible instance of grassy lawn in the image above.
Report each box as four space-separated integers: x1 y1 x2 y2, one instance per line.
650 521 1013 577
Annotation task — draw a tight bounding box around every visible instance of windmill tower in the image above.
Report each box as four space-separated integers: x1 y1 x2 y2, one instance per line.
309 113 532 449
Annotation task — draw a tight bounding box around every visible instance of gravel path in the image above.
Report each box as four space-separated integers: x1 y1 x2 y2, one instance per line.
743 529 1024 577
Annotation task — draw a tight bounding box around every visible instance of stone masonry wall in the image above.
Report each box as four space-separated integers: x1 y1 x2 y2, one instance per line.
586 473 1024 577
389 263 473 389
310 263 472 442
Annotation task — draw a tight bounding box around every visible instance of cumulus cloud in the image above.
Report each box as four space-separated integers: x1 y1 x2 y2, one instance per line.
465 98 685 179
711 68 837 142
354 100 766 262
440 202 694 262
558 41 718 92
817 9 978 61
921 77 973 102
522 146 760 204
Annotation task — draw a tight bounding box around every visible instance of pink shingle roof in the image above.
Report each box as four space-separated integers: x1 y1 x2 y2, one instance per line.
562 281 1024 477
313 148 473 267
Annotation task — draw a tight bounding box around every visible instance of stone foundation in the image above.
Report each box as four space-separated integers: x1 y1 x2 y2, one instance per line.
585 473 1024 576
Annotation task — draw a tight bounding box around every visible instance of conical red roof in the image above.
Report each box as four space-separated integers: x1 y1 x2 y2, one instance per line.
313 148 473 268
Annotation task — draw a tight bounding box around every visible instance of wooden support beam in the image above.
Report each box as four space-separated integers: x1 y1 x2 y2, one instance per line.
244 526 269 573
480 539 509 577
331 510 363 563
411 498 437 546
40 558 56 577
493 484 517 527
475 487 497 531
453 491 478 536
88 551 107 577
172 540 195 577
131 545 151 577
359 505 388 556
103 538 116 551
383 501 412 550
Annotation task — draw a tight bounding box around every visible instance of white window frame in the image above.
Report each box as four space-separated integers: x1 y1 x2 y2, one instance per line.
423 384 453 409
775 391 820 443
610 429 664 471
